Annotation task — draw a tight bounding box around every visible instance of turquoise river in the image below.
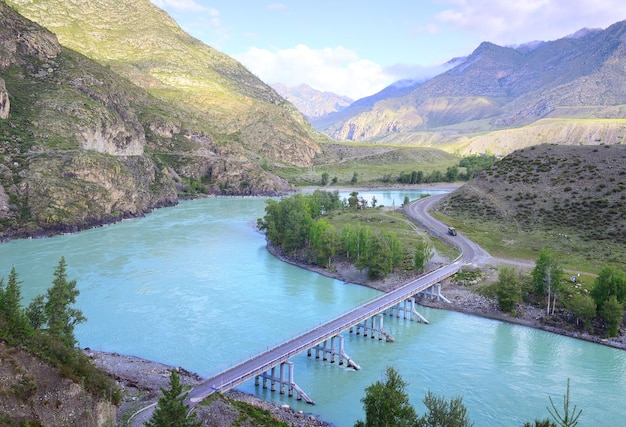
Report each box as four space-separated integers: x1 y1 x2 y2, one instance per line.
1 191 624 426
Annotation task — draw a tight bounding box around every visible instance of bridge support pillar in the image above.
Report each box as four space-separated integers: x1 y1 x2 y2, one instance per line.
308 335 360 370
419 283 451 304
349 314 395 342
385 297 429 323
256 361 314 404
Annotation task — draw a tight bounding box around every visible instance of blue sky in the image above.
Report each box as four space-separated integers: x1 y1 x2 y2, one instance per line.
151 0 626 99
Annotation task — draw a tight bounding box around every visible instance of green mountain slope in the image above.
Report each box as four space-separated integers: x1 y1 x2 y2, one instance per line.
0 1 317 240
6 0 324 167
322 22 626 155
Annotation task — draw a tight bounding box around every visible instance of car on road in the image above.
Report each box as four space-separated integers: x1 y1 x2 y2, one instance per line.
448 226 457 236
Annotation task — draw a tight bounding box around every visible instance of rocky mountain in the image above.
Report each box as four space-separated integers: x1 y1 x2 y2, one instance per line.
320 20 626 154
272 83 352 119
0 0 327 240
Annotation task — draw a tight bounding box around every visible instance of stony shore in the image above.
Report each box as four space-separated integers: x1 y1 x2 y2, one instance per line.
85 349 332 427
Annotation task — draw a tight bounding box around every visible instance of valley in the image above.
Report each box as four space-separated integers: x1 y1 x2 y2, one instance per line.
1 1 626 425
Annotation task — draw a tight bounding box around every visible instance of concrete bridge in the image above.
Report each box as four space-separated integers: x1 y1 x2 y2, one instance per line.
186 260 462 406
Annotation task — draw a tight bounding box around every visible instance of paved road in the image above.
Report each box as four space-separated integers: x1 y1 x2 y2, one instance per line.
406 194 534 270
405 194 491 265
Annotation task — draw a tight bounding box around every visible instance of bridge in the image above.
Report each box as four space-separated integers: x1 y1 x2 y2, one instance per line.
186 259 462 406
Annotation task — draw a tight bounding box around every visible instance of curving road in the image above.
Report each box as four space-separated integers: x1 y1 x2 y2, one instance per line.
406 194 535 270
405 194 491 265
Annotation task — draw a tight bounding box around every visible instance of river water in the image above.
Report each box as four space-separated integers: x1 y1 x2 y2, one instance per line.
1 191 624 426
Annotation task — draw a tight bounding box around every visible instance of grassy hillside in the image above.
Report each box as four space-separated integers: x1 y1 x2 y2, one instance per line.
6 0 325 167
435 144 626 272
273 142 460 186
0 1 300 240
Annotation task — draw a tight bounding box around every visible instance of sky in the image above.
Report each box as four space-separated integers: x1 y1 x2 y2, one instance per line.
150 0 626 100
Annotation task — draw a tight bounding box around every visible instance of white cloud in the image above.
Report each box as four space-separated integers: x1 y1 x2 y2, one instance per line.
434 0 626 45
235 45 409 99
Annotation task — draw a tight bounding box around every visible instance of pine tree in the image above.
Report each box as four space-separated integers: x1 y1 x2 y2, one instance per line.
145 370 201 427
0 267 32 339
44 257 86 347
417 391 474 427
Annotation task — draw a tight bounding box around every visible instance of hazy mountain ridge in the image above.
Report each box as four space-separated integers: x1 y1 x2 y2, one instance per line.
272 83 352 119
321 20 626 153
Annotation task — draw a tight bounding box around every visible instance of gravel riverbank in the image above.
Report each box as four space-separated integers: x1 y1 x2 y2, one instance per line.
85 349 332 427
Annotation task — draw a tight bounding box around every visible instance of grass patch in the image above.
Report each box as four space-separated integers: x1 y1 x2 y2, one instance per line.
431 210 625 275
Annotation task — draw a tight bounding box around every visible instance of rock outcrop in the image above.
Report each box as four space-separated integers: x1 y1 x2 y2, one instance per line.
0 342 117 427
0 78 9 119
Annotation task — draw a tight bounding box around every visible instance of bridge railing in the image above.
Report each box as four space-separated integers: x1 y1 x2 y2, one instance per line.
199 263 460 381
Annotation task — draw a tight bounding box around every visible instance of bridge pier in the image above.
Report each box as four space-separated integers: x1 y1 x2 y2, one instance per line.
386 297 429 324
349 314 395 342
308 335 360 370
418 283 451 303
255 361 314 404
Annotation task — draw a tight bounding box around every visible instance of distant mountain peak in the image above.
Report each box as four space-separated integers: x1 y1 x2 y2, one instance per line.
271 83 352 119
315 18 626 151
565 27 602 39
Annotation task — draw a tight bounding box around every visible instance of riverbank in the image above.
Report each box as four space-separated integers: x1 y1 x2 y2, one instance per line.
85 350 331 427
266 242 626 351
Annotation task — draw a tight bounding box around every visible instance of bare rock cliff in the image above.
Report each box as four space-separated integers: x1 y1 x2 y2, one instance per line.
0 78 9 119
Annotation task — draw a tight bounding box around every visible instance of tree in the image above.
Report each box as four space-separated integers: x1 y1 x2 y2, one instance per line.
567 294 596 330
600 295 624 338
351 171 359 184
403 195 410 206
354 366 418 427
26 294 46 330
532 249 563 316
320 172 329 186
493 266 521 313
348 191 360 209
355 231 403 280
145 369 201 427
309 218 337 267
590 267 626 309
45 257 86 347
547 379 582 427
0 267 32 339
416 390 474 427
414 240 434 273
445 166 459 182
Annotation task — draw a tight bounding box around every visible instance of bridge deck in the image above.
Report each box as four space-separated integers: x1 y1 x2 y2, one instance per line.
187 261 462 405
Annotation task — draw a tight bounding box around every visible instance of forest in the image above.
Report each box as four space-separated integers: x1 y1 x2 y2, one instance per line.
257 190 432 279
